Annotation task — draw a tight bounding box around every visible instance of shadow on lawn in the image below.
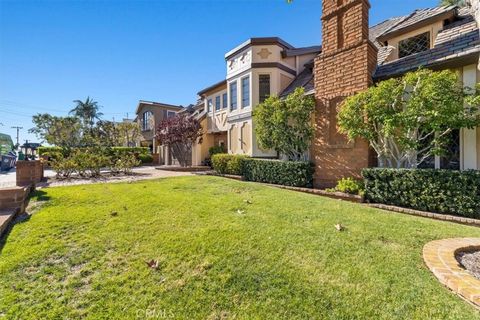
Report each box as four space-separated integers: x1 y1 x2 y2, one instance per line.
0 189 51 254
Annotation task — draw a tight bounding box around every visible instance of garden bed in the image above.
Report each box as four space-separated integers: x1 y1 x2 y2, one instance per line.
457 251 480 280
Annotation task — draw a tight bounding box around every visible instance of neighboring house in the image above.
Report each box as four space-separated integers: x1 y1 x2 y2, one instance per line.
135 100 183 154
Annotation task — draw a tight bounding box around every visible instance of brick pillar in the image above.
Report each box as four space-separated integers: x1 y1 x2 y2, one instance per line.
312 0 377 187
16 160 44 186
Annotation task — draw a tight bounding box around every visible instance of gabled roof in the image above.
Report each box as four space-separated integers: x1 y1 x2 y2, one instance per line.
374 7 479 79
282 4 479 95
197 80 227 96
282 45 322 58
377 6 457 42
369 16 408 48
136 100 183 114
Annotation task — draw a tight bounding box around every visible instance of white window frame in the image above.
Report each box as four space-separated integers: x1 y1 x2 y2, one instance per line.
207 99 213 113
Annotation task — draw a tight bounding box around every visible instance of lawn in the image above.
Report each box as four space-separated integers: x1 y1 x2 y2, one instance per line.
1 176 479 319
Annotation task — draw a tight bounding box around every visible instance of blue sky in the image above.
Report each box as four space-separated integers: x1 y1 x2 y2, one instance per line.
0 0 438 143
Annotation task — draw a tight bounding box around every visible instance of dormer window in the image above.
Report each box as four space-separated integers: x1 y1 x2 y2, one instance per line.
398 32 430 58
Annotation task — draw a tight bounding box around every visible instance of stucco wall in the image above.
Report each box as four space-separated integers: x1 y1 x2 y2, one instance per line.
459 64 479 170
204 84 228 133
137 104 180 148
192 118 215 166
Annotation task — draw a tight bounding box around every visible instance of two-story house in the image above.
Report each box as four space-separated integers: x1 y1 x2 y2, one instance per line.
191 38 320 165
135 100 183 155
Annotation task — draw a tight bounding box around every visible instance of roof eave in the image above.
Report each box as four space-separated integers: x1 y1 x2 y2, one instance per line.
135 101 183 114
197 80 227 96
377 8 457 43
225 37 294 60
374 51 480 81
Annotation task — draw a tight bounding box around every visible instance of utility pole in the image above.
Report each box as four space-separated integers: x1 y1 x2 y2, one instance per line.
11 126 23 148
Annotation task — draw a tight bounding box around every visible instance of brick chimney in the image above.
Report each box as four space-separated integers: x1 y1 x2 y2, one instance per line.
468 0 479 25
312 0 378 187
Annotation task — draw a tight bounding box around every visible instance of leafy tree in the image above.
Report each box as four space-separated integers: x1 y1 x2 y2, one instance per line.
29 114 82 147
440 0 467 6
155 114 203 167
338 69 480 168
254 87 315 161
117 121 141 147
69 97 103 128
89 120 121 147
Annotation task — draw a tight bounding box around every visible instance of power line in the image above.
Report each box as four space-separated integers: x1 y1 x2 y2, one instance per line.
0 100 67 113
0 109 34 118
0 99 130 116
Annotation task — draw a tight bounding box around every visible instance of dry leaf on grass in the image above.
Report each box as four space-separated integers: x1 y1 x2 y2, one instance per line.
146 259 160 270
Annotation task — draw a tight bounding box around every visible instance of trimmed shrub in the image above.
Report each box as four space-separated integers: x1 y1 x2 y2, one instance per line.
211 154 248 175
110 147 149 157
211 154 229 174
51 155 77 179
327 177 364 195
38 146 64 156
209 145 226 156
227 155 247 175
39 147 149 157
138 154 153 164
243 159 313 187
111 154 141 174
362 168 480 218
39 147 149 165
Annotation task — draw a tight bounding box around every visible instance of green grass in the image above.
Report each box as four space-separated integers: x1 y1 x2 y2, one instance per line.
1 176 479 319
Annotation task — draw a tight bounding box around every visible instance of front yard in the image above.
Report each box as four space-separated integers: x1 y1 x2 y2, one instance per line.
1 176 479 319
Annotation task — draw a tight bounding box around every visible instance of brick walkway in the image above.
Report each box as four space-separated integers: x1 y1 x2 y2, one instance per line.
423 238 480 308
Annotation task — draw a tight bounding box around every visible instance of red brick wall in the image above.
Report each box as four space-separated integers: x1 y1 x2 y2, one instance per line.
16 161 44 187
0 186 31 213
312 0 377 187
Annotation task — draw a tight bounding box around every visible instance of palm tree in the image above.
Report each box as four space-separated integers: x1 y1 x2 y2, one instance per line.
440 0 467 7
69 97 103 128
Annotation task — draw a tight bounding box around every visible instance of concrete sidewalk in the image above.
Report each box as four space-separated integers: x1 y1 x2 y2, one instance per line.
0 168 56 188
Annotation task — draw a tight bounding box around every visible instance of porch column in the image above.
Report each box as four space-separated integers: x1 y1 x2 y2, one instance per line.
462 64 478 170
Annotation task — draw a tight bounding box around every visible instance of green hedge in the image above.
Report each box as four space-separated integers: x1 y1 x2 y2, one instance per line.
38 146 66 157
243 158 313 187
362 168 480 218
211 154 247 175
138 154 153 164
39 147 149 163
39 147 149 156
